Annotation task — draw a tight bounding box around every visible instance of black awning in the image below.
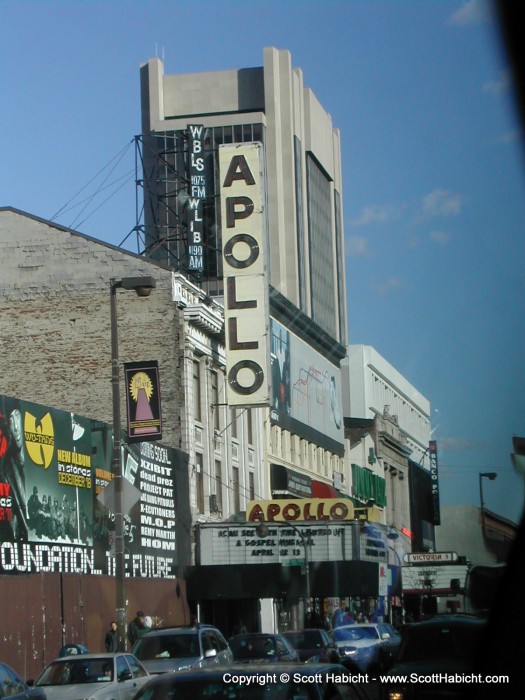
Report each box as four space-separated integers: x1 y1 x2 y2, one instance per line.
185 560 378 601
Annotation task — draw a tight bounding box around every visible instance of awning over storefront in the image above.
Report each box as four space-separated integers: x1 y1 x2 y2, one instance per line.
185 560 379 601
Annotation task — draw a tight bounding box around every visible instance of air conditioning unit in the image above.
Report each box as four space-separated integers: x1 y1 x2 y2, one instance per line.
209 494 220 513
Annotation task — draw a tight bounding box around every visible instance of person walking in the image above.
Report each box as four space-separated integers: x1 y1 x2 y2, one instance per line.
104 621 118 652
127 610 147 648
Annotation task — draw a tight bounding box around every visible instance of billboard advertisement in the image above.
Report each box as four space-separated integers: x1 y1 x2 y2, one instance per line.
270 318 344 454
0 394 183 577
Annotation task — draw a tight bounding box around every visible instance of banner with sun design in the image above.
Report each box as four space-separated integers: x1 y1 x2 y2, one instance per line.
124 361 162 443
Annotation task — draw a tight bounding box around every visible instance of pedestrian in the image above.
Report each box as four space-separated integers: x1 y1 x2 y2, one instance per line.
104 621 118 652
333 602 346 628
127 610 147 648
342 607 354 625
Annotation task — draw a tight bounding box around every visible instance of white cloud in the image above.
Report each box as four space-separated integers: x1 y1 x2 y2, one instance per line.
421 189 462 218
374 276 403 297
439 435 478 451
430 230 451 245
483 71 510 96
346 235 371 257
448 0 491 25
351 203 404 226
496 129 521 144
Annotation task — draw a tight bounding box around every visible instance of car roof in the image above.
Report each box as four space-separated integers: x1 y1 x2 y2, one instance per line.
283 628 324 634
143 662 345 682
230 632 281 638
406 615 485 629
141 624 216 636
50 653 128 661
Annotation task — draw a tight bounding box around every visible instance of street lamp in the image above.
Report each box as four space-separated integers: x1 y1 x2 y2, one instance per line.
110 276 156 651
479 471 497 533
255 519 311 621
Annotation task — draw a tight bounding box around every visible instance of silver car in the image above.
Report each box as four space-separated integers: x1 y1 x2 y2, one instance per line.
33 652 150 699
131 624 233 674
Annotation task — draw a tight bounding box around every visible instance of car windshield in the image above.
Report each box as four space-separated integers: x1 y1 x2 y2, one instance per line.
134 634 200 660
333 627 369 642
400 626 481 662
285 631 322 650
36 658 113 685
229 636 277 659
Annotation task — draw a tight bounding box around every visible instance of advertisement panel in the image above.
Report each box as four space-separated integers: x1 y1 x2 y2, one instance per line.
124 360 162 442
0 394 180 577
270 318 344 454
220 142 270 407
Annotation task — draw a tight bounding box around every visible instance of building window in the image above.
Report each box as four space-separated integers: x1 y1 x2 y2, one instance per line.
231 408 238 440
247 409 253 445
211 370 219 430
232 466 241 514
193 360 202 422
215 460 222 510
195 453 204 514
334 189 347 343
249 471 255 501
307 154 336 336
294 136 306 311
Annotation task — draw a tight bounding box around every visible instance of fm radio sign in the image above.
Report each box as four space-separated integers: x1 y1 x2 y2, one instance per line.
187 124 206 271
219 142 270 407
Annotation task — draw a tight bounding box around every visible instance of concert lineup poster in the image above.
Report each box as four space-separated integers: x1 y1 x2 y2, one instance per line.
0 393 178 578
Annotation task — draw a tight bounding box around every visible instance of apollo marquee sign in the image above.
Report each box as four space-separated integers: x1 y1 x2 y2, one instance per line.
220 142 270 406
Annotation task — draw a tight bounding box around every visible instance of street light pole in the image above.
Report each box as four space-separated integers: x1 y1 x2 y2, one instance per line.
110 276 155 651
479 471 497 534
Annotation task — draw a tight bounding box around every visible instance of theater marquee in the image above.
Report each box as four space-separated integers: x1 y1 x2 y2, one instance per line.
220 142 270 407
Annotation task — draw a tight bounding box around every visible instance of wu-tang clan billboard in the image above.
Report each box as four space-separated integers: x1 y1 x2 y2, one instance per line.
0 393 186 578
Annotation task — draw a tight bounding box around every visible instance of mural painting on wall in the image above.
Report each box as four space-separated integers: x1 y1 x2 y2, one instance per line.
0 394 178 578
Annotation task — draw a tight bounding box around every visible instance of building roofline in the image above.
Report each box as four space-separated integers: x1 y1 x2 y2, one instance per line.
0 206 173 274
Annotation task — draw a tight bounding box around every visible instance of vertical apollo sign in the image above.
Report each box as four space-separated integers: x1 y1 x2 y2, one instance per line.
220 143 270 406
187 124 205 271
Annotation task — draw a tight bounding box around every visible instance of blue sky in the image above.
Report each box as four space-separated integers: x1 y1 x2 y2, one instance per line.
2 0 524 525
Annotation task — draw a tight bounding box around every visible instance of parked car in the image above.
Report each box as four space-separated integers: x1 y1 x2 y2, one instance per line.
381 614 487 699
0 662 45 699
131 623 233 674
283 628 340 663
331 622 401 672
228 632 300 663
58 643 89 657
132 662 371 700
32 652 150 699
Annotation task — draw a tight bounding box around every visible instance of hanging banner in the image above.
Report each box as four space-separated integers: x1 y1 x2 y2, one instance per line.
124 360 162 443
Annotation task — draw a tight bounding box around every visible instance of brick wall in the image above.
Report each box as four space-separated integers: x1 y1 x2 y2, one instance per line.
0 208 184 448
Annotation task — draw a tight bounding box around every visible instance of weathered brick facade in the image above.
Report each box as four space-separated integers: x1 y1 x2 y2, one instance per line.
0 207 184 447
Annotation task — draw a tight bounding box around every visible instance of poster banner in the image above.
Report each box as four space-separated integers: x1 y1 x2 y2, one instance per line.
124 360 162 443
0 394 178 578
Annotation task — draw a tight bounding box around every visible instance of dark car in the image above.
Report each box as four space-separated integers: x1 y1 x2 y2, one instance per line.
283 628 340 663
131 623 233 674
228 632 300 663
58 643 89 657
0 662 45 699
132 662 371 700
381 614 487 699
